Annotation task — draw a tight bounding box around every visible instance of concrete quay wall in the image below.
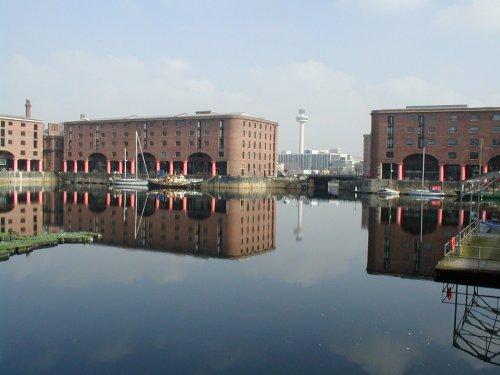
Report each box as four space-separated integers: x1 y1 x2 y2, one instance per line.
0 171 59 189
201 176 310 193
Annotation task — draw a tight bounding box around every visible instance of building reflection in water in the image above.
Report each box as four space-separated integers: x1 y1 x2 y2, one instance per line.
366 198 499 280
0 191 43 236
442 284 500 367
1 190 276 259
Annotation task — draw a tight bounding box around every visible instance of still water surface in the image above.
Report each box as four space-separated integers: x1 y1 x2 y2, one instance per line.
1 191 498 374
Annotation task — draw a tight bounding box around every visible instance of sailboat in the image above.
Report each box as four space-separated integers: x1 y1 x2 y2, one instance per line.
114 131 149 189
407 147 444 198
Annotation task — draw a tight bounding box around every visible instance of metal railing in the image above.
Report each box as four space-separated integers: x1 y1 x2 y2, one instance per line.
443 221 477 257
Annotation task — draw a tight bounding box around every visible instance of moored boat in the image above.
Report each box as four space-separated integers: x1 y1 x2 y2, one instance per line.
148 175 203 190
378 187 400 196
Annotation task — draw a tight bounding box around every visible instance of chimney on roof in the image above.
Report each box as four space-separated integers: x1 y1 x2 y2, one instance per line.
25 99 32 118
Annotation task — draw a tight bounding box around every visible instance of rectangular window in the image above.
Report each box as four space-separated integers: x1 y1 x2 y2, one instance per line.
388 116 394 125
428 126 436 133
175 151 181 158
406 139 413 145
492 139 500 146
427 139 436 146
386 151 393 158
449 114 458 121
470 139 480 146
162 131 167 136
175 130 181 136
406 127 414 133
162 141 167 146
161 151 168 157
470 114 480 121
470 152 479 160
470 126 480 133
204 130 210 136
448 139 457 146
124 132 129 137
448 152 457 159
493 126 500 133
493 114 500 120
218 151 224 157
175 140 181 146
448 126 457 133
189 130 194 136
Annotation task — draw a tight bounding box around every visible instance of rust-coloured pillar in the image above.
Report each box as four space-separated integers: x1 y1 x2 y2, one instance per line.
13 158 18 172
211 197 216 213
482 165 488 174
130 160 135 175
155 196 160 209
73 191 77 204
26 192 31 204
38 160 43 172
459 209 464 227
182 160 188 175
118 194 122 207
397 163 403 180
211 161 217 177
63 191 67 204
481 210 487 221
106 160 111 173
106 193 110 206
26 159 31 172
460 165 466 181
182 196 187 212
396 207 402 225
13 191 18 205
169 161 174 175
439 164 444 182
84 160 89 173
118 161 123 174
84 192 89 206
438 208 443 225
130 194 135 208
63 160 67 172
169 196 173 210
73 161 78 173
155 160 160 174
38 191 42 204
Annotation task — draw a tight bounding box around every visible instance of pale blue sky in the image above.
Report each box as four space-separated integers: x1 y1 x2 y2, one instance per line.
2 0 499 155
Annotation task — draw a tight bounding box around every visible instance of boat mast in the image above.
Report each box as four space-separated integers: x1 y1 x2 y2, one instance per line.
124 148 127 178
135 131 138 179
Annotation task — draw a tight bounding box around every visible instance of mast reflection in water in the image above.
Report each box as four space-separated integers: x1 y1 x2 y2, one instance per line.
60 190 276 258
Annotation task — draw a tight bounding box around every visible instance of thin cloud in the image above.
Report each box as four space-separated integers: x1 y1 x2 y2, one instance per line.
435 0 500 33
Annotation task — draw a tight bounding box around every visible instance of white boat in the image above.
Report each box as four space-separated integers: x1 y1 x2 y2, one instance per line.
378 187 400 196
114 132 149 189
407 147 445 198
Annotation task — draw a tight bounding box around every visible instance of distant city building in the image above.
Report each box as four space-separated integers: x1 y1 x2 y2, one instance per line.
279 147 361 175
62 111 279 177
0 100 44 172
370 105 500 181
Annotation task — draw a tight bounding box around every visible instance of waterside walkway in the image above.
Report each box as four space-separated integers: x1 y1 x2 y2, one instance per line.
436 223 500 287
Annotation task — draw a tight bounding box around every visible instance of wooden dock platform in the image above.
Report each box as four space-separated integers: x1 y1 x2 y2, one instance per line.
435 231 500 287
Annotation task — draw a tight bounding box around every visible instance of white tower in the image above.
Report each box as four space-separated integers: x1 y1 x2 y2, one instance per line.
296 109 308 154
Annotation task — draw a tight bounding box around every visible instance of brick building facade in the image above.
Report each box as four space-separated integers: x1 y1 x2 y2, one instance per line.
62 111 279 177
0 100 44 172
370 105 500 181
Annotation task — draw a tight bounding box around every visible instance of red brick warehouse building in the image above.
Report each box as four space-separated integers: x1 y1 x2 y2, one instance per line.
62 111 279 177
370 105 500 181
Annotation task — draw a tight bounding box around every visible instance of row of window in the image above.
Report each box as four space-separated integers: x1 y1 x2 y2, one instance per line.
392 125 500 134
387 114 500 123
69 139 225 149
386 151 480 160
403 138 499 146
1 121 40 129
241 152 275 161
67 151 226 159
1 138 38 149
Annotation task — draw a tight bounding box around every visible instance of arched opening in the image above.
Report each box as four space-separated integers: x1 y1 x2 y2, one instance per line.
137 152 155 176
444 164 460 181
487 155 500 172
400 206 438 235
89 153 107 173
403 152 439 181
88 193 107 213
0 192 15 213
0 151 15 171
188 153 212 175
